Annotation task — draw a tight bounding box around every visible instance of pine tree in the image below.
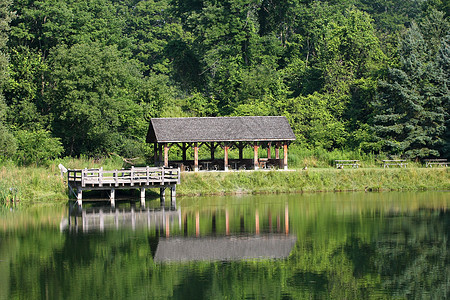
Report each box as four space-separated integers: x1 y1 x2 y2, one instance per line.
373 22 446 158
434 35 450 156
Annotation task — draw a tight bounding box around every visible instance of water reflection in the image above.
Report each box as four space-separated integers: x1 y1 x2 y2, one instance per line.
155 235 296 262
1 191 450 299
62 202 296 261
62 206 182 233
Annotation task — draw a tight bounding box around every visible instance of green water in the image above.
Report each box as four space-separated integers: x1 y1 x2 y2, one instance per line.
1 191 449 299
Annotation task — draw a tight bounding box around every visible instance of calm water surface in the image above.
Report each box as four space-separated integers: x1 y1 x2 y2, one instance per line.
1 191 449 299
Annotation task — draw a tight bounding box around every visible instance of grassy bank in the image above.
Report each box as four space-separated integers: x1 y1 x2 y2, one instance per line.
0 156 448 206
177 168 450 196
0 162 67 207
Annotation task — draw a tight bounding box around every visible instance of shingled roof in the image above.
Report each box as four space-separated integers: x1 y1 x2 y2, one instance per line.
146 116 296 143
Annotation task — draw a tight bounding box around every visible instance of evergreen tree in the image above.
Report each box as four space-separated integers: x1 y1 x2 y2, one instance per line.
373 22 446 158
0 0 16 158
434 35 450 156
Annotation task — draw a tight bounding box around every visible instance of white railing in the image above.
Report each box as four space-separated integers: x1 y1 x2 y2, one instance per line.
68 166 180 187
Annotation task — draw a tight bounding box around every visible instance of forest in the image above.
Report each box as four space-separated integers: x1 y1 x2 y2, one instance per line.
0 0 448 165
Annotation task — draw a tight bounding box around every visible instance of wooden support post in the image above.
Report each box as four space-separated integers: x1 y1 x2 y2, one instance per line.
140 187 145 207
77 188 83 208
283 143 288 170
171 185 176 208
267 142 271 159
154 143 158 166
194 142 199 172
164 143 169 167
224 144 229 171
110 188 115 208
254 143 259 170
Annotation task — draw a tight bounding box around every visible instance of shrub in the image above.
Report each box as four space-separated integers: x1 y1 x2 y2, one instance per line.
14 129 63 166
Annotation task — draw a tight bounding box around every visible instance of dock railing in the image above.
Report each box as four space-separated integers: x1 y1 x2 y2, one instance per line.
68 166 180 188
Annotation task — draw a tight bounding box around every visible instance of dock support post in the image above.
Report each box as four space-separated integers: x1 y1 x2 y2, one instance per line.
110 188 115 208
160 187 166 204
77 188 83 208
171 185 176 207
140 187 146 207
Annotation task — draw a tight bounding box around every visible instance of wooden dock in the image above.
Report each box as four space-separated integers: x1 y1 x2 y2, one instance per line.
67 166 180 208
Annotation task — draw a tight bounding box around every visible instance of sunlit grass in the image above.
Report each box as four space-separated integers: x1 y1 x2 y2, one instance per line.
0 155 448 207
177 168 450 196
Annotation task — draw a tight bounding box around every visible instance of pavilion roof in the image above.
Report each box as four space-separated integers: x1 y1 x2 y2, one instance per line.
146 116 296 143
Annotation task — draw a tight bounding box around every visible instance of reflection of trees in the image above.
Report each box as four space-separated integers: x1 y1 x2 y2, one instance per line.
340 210 450 299
2 194 450 299
373 210 450 299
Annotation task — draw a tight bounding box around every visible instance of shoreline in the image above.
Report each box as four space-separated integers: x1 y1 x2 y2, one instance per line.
176 168 450 196
1 166 448 206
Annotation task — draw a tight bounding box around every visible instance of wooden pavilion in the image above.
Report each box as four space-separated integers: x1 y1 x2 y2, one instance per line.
146 116 296 171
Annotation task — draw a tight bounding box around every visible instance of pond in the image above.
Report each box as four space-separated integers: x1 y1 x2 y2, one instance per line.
0 191 449 299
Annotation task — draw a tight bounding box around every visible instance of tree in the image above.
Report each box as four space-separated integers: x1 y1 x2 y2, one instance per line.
434 35 450 156
0 0 16 158
282 92 348 149
46 42 144 156
4 46 49 130
0 0 14 86
373 23 446 158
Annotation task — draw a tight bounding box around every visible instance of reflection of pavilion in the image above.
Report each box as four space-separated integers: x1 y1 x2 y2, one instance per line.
154 235 296 262
61 203 296 261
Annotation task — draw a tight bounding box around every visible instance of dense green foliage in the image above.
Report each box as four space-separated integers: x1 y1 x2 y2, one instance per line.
0 0 448 163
